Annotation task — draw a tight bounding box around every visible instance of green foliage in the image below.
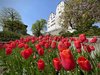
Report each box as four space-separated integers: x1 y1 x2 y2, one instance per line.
0 31 20 41
3 20 27 35
31 19 46 36
59 31 73 37
59 26 100 37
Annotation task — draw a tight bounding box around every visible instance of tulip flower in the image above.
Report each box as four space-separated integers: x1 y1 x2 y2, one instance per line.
79 34 86 42
5 48 12 55
83 45 92 53
77 56 92 71
89 45 95 51
31 40 35 43
90 36 97 43
20 48 32 59
51 41 56 49
38 48 44 56
76 49 82 53
74 40 81 49
10 42 16 49
24 44 29 49
35 44 41 50
53 58 62 71
18 43 25 48
60 49 76 71
37 59 45 71
64 41 71 49
44 43 49 49
58 41 67 52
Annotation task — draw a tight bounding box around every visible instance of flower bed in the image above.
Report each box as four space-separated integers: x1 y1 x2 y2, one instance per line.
0 34 100 75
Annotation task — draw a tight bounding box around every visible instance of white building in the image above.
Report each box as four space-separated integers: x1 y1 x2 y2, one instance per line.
47 1 75 35
0 25 3 32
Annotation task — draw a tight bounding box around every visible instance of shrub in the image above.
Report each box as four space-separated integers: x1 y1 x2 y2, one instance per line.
0 31 20 41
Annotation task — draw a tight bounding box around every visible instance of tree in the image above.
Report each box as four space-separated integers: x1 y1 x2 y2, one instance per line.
60 0 100 33
4 20 27 35
31 19 46 36
0 8 21 31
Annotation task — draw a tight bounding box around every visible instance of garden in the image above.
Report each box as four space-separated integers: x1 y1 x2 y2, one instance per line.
0 34 100 75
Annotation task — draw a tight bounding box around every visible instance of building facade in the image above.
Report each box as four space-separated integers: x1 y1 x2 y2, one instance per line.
47 1 75 35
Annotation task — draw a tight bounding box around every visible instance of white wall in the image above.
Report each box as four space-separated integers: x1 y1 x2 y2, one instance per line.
0 25 3 32
47 13 56 32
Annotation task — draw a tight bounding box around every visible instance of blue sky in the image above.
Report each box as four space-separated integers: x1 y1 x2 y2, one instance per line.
0 0 61 35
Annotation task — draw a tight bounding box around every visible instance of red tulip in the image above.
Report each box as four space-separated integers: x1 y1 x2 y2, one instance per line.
90 37 97 43
24 44 29 49
5 48 12 55
20 49 32 59
37 59 45 71
58 42 67 52
51 41 56 49
53 58 62 71
38 48 44 56
18 43 24 48
89 45 95 51
83 45 92 53
44 43 49 49
35 44 41 50
74 40 81 49
77 56 92 71
39 41 45 46
76 49 82 53
84 39 88 43
31 40 35 43
27 48 33 55
60 49 76 71
10 42 16 49
79 34 86 42
64 41 71 49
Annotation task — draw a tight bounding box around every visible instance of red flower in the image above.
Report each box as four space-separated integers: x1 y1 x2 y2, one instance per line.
10 42 16 49
58 42 67 52
53 58 62 71
35 44 41 50
74 40 81 49
20 48 32 59
83 45 92 53
31 40 35 43
76 49 82 53
79 34 86 42
5 48 12 55
90 37 97 43
44 43 49 49
37 59 45 71
84 39 88 43
24 44 29 49
18 43 24 48
89 45 95 51
27 48 33 55
51 41 56 49
64 41 71 49
38 48 44 56
60 49 76 71
77 56 92 71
